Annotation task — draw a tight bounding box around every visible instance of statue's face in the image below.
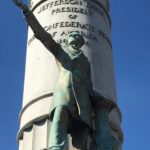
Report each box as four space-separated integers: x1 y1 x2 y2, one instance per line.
67 32 85 50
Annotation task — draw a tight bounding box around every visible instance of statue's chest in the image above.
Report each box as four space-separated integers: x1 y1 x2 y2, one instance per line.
71 56 89 80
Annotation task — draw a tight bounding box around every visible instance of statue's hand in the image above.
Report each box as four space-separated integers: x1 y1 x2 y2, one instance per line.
13 0 28 12
13 0 22 7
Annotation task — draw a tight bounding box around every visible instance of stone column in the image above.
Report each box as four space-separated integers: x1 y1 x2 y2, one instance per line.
17 0 123 149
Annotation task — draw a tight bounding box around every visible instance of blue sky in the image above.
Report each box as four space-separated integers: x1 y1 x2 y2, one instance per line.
0 0 150 149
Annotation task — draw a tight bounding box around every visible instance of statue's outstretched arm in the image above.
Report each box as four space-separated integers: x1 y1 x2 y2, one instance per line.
13 0 58 56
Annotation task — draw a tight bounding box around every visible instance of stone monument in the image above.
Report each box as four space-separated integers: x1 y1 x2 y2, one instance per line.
13 0 123 149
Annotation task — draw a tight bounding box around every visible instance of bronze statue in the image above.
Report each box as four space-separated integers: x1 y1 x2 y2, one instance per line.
13 0 103 149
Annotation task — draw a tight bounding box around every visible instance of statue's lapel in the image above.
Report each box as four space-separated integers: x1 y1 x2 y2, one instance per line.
71 51 83 60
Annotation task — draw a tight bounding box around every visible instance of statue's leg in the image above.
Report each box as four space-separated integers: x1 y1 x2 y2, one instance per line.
72 126 90 150
48 106 69 150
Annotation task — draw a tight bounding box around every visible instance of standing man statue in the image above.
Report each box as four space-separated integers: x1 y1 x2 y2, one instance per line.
13 0 103 150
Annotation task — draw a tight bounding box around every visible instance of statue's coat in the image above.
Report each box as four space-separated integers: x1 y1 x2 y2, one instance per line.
49 46 93 129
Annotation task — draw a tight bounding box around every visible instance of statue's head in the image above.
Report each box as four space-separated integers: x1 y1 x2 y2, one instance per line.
66 31 85 50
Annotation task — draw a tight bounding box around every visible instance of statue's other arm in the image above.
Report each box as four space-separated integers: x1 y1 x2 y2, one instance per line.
13 0 58 56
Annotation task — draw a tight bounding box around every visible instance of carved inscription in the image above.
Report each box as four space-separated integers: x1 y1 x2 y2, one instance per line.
44 22 95 32
38 0 83 14
38 0 103 16
51 7 93 16
28 28 111 48
28 0 111 48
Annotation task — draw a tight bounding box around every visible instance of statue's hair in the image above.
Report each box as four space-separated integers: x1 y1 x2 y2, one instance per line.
66 31 85 46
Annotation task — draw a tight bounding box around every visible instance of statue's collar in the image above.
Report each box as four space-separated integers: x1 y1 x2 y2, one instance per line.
63 46 83 59
70 51 83 60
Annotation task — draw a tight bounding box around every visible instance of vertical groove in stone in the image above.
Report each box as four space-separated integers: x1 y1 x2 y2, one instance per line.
46 119 51 148
22 128 34 150
68 135 73 149
19 139 23 150
32 120 48 150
